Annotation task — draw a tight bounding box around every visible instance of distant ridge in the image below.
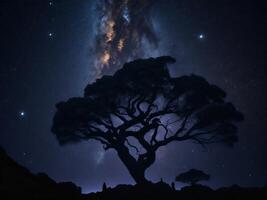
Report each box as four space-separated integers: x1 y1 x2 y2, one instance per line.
0 146 81 199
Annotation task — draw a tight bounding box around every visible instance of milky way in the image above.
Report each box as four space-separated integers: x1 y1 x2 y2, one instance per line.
91 0 159 78
0 0 266 194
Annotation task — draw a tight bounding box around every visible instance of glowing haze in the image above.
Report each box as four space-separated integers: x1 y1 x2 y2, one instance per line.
92 0 159 78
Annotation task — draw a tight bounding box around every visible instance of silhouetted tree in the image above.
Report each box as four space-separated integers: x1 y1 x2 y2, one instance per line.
52 56 243 184
176 169 210 186
102 182 107 191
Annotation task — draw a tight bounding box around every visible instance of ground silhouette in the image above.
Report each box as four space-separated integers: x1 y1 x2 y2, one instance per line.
52 56 243 184
83 182 267 200
1 146 266 199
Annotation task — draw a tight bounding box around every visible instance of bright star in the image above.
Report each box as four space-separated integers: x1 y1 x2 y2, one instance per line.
198 34 204 39
48 32 55 39
20 111 25 116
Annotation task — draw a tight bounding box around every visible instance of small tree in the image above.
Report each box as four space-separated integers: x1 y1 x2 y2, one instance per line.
52 56 243 184
102 182 107 191
176 169 210 186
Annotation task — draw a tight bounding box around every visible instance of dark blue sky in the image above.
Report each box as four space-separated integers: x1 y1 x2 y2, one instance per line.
0 0 266 193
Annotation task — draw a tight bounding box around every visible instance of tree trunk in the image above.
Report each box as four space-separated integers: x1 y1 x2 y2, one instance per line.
127 165 148 184
116 145 152 184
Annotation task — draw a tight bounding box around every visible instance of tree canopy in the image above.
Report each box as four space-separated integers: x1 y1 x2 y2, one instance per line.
52 56 243 184
176 169 210 185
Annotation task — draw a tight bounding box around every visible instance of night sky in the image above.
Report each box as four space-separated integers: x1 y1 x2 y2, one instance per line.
0 0 267 193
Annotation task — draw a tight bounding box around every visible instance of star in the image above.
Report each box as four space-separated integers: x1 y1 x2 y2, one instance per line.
48 32 54 38
198 34 205 39
49 1 53 6
20 111 25 117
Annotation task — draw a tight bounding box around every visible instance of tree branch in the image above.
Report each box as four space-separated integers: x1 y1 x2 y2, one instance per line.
125 138 139 155
150 126 159 145
175 111 193 136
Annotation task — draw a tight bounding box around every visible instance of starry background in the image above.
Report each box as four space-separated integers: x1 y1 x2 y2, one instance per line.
0 0 267 193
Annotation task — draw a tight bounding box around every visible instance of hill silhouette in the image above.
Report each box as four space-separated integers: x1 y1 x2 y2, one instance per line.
0 146 81 200
0 146 267 199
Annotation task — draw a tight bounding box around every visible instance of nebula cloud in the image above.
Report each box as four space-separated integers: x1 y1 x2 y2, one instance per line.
91 0 159 78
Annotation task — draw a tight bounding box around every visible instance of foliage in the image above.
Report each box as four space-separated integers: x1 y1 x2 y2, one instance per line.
176 169 210 185
52 56 243 184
